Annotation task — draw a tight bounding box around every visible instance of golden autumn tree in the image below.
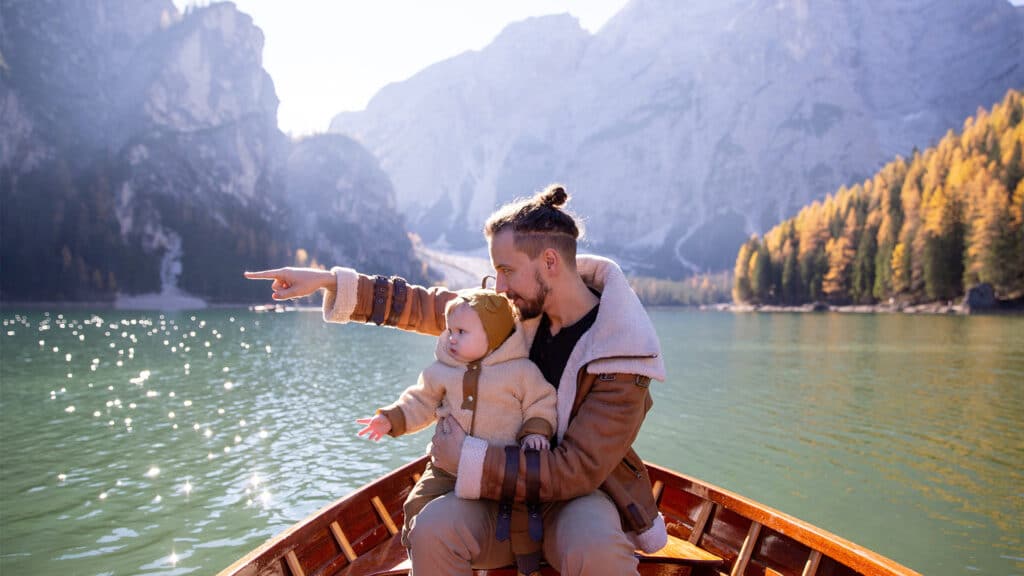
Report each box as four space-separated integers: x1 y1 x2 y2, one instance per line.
733 237 757 303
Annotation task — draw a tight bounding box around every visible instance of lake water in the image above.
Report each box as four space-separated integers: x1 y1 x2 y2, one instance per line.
0 308 1021 575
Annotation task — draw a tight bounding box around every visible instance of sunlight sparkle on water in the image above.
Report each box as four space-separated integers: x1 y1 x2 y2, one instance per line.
145 466 160 478
129 370 151 385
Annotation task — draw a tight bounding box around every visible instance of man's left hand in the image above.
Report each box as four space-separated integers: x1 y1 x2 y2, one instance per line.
430 416 466 474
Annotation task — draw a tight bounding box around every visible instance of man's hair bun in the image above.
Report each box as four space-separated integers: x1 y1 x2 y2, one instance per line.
536 184 568 209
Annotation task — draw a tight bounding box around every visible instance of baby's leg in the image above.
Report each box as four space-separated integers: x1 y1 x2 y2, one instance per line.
401 462 456 547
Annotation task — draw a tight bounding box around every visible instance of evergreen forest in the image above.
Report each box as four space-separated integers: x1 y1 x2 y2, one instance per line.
733 89 1024 306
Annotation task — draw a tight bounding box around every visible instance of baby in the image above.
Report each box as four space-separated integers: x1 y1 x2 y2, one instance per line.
357 288 556 575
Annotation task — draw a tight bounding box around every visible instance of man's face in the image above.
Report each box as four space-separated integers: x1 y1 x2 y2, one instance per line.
488 230 549 320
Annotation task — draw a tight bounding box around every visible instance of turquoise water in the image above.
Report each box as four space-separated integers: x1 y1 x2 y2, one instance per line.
0 309 1021 575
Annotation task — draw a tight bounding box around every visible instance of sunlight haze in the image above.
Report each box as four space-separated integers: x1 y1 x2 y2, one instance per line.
172 0 630 136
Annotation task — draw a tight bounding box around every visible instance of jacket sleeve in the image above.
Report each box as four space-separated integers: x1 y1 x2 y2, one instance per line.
322 267 457 337
456 372 652 502
516 365 557 442
379 365 446 437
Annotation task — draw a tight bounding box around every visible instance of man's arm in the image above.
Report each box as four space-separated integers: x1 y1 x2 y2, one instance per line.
454 372 652 502
246 266 456 336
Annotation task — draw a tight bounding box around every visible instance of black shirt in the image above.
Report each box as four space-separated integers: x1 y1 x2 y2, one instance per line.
529 300 600 389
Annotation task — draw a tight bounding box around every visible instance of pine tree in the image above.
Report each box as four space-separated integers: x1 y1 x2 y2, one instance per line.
852 223 877 304
749 244 772 303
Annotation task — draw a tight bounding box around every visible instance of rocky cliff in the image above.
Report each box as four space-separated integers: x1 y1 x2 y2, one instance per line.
331 0 1024 276
0 0 423 303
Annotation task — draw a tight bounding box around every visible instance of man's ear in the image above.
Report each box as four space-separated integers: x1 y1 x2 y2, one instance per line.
542 248 560 274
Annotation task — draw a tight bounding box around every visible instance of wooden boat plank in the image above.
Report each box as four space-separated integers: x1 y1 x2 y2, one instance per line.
801 550 822 576
285 551 305 576
689 501 715 544
640 535 724 565
329 522 358 562
729 522 762 576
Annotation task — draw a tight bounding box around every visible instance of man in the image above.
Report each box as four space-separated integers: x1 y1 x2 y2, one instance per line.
245 184 666 575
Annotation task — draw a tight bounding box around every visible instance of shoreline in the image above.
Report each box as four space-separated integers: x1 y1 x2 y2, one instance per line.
700 301 1024 315
0 300 323 313
4 299 1021 316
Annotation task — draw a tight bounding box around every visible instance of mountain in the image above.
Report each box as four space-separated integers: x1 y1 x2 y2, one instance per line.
0 0 423 304
330 0 1024 277
285 134 418 275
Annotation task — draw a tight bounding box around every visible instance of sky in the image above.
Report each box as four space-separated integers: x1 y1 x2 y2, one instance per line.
172 1 631 136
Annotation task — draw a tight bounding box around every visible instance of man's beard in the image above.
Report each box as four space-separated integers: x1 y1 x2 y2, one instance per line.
512 270 550 320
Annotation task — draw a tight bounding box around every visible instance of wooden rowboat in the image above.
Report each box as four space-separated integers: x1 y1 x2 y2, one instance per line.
218 456 920 576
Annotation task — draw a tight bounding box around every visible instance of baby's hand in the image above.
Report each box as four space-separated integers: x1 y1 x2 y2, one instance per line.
521 434 549 451
356 414 392 441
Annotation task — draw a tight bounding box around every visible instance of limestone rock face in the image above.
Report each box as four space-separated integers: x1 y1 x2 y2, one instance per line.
285 134 422 280
0 1 423 302
331 0 1024 275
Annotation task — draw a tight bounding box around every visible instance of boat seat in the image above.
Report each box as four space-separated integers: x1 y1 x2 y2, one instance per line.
366 534 723 575
638 534 724 565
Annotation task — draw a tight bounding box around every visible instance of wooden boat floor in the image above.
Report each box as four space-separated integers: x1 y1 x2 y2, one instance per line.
349 534 723 576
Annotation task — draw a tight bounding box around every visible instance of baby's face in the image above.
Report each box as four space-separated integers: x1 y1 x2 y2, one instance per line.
444 304 490 363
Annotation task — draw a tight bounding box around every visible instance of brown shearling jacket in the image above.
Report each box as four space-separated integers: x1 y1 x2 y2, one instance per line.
321 256 668 551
